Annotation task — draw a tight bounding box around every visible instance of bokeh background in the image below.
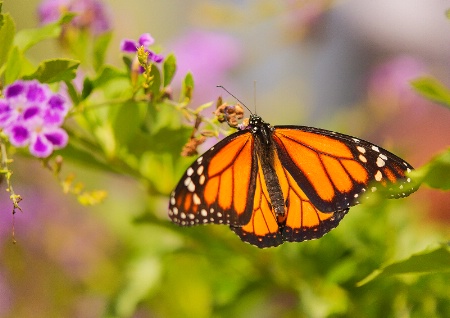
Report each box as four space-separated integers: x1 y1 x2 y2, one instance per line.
1 0 450 317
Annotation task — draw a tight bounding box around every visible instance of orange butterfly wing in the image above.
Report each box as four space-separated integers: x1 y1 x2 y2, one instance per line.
169 130 257 227
231 149 348 247
272 126 416 212
169 120 417 248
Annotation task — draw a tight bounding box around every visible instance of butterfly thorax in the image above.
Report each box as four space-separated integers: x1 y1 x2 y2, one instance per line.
250 115 286 217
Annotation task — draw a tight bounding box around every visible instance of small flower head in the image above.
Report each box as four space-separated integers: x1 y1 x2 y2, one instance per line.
0 80 70 158
38 0 111 35
214 103 244 128
120 33 164 64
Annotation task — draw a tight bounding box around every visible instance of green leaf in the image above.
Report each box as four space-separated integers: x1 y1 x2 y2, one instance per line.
13 13 74 52
93 31 112 71
142 101 184 136
122 55 132 72
111 101 142 146
181 72 194 102
411 77 450 108
81 77 94 100
65 79 80 104
410 148 450 190
0 13 15 68
163 53 177 87
358 244 450 286
3 46 23 84
148 64 161 98
23 58 80 83
93 65 126 88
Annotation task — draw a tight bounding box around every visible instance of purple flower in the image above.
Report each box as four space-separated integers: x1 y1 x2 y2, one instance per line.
0 80 70 158
38 0 111 35
120 33 164 64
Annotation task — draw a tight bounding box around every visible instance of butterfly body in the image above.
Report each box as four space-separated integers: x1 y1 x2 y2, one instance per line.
169 114 417 248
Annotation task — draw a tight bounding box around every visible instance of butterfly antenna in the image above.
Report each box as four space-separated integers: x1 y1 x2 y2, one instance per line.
253 80 257 114
216 85 253 114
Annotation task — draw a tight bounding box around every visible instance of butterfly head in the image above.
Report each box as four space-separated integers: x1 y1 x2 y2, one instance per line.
248 114 273 132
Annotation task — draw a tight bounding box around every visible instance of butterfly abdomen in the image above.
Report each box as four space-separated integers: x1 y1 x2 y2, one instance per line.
253 119 286 216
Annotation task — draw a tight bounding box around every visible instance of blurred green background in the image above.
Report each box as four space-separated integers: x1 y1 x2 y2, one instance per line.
1 1 450 317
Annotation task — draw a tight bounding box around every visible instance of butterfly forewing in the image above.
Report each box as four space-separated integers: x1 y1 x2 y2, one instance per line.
273 126 416 213
169 130 257 227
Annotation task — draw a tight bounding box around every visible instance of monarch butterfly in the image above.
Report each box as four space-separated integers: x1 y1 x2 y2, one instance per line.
168 106 417 248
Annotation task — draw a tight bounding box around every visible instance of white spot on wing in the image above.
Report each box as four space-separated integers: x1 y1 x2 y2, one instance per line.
359 154 367 163
376 157 385 167
187 182 195 192
375 170 383 181
372 145 380 152
193 193 201 205
197 165 204 175
187 167 194 176
357 146 366 154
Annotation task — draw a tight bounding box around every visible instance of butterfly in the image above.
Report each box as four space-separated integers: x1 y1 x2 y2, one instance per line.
168 112 417 248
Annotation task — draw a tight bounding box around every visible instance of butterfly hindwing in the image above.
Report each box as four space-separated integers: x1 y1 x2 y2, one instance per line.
274 154 349 243
169 130 257 227
230 155 283 247
231 146 349 248
273 126 416 212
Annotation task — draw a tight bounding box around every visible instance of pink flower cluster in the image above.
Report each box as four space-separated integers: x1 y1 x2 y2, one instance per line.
0 80 69 158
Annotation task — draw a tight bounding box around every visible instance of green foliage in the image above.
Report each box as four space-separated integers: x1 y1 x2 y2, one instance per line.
93 31 112 71
13 13 75 52
0 13 15 67
411 76 450 109
23 58 80 83
163 53 177 87
410 148 450 190
358 244 450 286
181 72 195 102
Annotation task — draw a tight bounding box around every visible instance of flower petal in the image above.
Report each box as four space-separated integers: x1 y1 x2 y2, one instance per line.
0 101 12 128
120 39 139 53
30 134 53 158
44 128 68 148
8 125 30 147
26 81 50 103
48 94 68 114
138 33 154 47
23 106 41 121
146 50 164 63
5 81 26 98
